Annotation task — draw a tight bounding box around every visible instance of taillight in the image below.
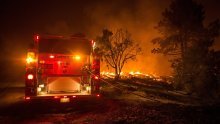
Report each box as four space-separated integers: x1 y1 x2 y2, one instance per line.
54 96 60 99
36 35 39 40
27 74 34 80
24 96 31 100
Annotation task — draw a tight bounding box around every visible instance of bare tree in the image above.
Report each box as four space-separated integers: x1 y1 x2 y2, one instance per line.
96 29 141 80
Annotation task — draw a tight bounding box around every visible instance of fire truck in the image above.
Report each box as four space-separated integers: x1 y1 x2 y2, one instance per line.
25 34 100 102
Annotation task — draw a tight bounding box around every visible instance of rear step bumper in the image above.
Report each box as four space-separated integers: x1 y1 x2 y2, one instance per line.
24 94 101 101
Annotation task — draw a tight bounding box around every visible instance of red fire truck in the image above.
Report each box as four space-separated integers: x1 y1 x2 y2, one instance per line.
25 34 100 102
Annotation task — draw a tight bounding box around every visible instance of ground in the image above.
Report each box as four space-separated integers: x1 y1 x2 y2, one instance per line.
0 79 220 124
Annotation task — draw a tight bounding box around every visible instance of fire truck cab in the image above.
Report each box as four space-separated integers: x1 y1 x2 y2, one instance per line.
25 34 100 102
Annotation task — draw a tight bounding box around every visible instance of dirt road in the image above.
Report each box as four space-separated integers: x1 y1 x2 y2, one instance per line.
0 84 220 123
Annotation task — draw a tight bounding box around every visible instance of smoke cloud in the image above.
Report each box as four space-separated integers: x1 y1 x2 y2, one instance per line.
83 0 172 75
1 0 219 83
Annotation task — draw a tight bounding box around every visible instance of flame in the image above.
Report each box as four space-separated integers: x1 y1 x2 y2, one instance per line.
129 71 134 75
101 70 161 80
100 70 174 84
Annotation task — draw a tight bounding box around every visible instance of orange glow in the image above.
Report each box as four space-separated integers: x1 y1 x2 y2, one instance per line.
26 57 34 64
74 55 81 60
27 74 34 80
135 71 141 74
72 96 76 98
101 71 162 80
26 52 35 64
39 60 45 64
57 61 61 64
129 71 134 75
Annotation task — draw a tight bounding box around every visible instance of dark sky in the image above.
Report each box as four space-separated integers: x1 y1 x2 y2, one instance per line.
0 0 219 35
0 0 220 81
0 0 137 36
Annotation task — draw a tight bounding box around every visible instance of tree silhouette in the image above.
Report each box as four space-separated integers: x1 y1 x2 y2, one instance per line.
152 0 205 58
152 0 220 97
96 29 141 80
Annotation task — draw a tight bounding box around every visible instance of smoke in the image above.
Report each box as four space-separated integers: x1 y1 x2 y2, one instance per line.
35 0 173 76
1 0 219 83
84 0 172 75
45 21 70 36
0 35 27 83
83 0 220 75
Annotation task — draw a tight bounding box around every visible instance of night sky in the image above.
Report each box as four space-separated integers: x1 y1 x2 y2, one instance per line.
0 0 219 82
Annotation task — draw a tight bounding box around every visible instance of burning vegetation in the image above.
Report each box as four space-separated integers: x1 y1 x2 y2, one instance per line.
100 71 173 84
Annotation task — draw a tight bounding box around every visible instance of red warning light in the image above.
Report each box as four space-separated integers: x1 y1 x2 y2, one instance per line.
36 35 39 40
34 34 40 41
